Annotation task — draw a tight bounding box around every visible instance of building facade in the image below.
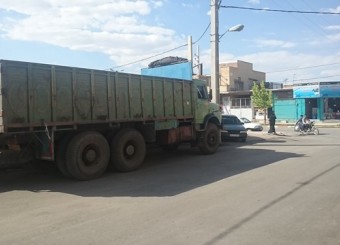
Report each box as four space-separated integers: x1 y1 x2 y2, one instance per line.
271 81 340 122
219 60 267 119
206 60 339 122
220 60 265 93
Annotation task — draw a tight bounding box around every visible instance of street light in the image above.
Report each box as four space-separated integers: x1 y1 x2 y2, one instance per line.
219 24 244 40
210 0 244 104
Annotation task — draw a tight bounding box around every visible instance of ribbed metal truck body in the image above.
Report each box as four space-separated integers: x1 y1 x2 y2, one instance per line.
0 60 193 133
0 60 221 180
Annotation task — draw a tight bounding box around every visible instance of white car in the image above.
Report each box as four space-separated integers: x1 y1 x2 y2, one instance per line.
240 118 263 131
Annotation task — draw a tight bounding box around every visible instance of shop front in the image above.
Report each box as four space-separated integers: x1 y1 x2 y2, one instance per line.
293 81 340 120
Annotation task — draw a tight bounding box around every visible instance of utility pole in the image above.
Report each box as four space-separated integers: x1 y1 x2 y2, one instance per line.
195 45 203 75
211 0 219 104
188 35 193 63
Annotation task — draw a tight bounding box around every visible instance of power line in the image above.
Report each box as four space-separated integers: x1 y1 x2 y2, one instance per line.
109 5 340 71
300 0 334 26
110 22 211 70
295 74 340 81
220 5 340 15
110 44 187 70
193 23 210 44
267 62 340 73
272 0 331 39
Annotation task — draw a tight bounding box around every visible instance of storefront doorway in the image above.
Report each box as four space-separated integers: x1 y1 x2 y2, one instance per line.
324 98 340 119
305 98 318 119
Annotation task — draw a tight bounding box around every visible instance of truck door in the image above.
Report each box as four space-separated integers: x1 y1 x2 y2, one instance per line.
195 84 210 124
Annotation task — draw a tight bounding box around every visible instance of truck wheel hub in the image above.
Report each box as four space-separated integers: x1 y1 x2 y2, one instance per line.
125 145 135 156
84 149 96 163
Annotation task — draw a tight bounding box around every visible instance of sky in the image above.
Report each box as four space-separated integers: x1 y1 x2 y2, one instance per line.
0 0 339 83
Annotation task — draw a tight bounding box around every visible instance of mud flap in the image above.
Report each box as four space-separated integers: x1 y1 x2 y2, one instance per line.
35 132 54 161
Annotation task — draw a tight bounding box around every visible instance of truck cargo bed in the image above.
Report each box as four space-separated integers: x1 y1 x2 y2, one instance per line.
0 60 194 133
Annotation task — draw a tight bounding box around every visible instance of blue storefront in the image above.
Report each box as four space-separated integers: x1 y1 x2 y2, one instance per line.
293 81 340 120
272 81 340 122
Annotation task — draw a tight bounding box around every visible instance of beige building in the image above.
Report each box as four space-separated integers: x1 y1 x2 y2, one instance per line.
218 60 266 119
194 60 267 119
220 60 265 92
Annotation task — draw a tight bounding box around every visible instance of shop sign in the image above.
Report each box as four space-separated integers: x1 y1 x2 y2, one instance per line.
293 84 320 98
319 82 340 97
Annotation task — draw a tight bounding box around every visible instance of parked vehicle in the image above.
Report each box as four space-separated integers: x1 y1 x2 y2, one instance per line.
294 120 319 135
0 60 222 180
221 115 247 142
239 117 263 131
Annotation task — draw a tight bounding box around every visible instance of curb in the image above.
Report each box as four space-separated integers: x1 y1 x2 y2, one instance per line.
264 123 340 128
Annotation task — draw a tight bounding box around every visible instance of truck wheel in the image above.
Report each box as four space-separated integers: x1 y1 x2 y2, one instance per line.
65 131 110 180
56 134 74 177
198 123 220 154
110 129 146 172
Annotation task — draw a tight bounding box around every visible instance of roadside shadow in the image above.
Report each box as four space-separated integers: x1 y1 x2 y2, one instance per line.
0 144 304 197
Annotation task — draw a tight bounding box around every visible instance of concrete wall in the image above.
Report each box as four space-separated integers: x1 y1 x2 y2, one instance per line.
222 106 253 120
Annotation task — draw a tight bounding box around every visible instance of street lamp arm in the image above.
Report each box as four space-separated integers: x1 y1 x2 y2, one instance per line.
219 24 244 41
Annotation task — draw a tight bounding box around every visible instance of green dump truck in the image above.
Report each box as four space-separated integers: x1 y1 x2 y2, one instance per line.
0 60 221 180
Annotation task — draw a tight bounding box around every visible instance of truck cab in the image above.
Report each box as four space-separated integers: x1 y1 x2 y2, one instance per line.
194 79 222 129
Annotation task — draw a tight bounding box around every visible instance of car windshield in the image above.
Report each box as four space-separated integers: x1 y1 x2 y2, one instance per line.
222 116 242 125
241 118 251 123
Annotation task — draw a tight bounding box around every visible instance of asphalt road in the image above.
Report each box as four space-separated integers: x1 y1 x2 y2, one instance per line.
1 127 340 245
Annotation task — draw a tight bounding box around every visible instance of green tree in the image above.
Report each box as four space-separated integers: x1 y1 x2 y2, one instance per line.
251 81 272 124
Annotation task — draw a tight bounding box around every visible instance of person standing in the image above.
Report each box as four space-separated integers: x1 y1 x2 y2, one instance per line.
268 111 277 134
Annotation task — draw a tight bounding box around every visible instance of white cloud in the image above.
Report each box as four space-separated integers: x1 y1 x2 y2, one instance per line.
254 39 296 48
181 3 195 8
198 49 340 82
325 25 340 31
0 0 183 69
328 6 340 13
309 31 340 46
247 0 260 5
239 51 340 82
151 1 164 8
326 33 340 42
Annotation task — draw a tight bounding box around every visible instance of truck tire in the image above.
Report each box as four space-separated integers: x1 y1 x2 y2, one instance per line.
110 128 146 172
56 134 74 177
65 131 110 180
198 123 220 154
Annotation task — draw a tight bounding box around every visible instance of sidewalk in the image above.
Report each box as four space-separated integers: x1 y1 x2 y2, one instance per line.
275 119 340 128
253 118 340 128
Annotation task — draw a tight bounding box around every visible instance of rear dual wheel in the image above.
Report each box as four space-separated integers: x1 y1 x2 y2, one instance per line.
65 131 110 180
56 133 75 177
109 129 146 172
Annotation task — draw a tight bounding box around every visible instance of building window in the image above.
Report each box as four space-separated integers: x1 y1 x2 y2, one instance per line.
231 98 251 108
233 77 244 91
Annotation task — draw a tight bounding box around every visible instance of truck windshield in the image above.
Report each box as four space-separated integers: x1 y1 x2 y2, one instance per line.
197 85 208 99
